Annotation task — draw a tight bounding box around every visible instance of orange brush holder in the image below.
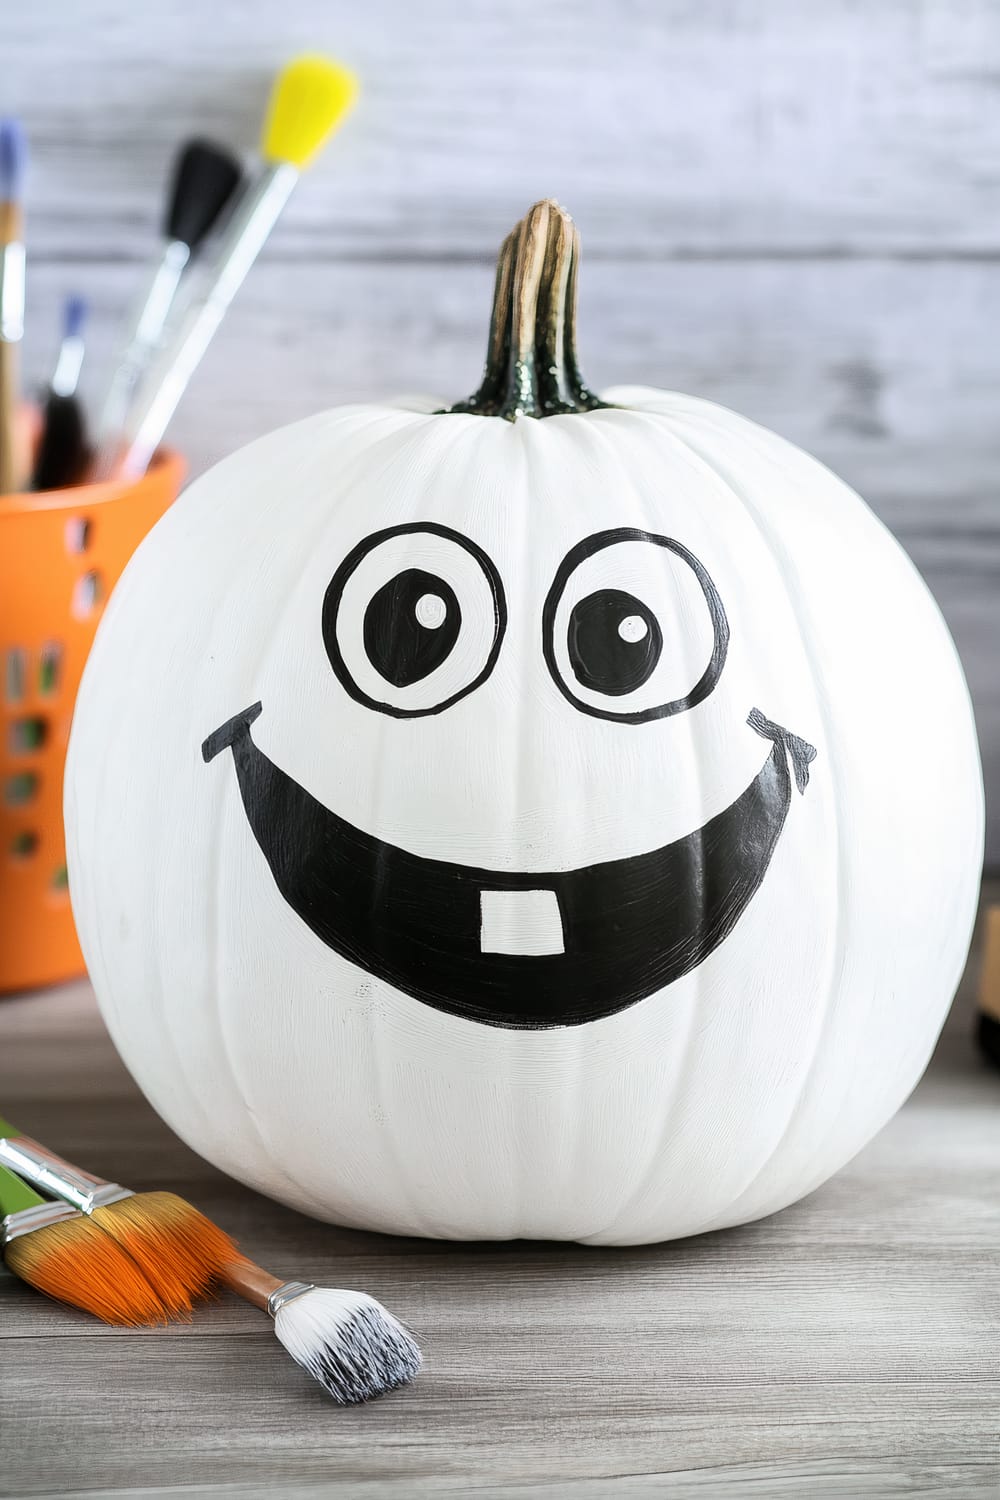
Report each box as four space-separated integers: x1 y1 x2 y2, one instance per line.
0 452 185 993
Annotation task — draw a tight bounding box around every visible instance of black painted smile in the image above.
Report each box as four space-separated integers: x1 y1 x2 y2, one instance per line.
202 704 816 1029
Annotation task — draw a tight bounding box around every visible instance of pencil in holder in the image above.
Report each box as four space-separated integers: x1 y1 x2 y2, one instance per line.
0 451 185 992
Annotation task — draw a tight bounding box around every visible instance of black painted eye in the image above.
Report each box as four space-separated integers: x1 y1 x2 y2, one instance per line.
324 523 506 719
364 569 462 688
543 528 729 724
568 589 663 697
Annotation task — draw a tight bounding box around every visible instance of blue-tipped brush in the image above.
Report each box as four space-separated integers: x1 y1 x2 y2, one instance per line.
0 118 26 201
33 295 89 491
0 118 27 493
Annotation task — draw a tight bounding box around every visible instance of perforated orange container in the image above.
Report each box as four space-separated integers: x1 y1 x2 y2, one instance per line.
0 451 185 992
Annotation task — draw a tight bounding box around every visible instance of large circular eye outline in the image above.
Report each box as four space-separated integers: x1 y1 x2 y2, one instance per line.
541 527 729 724
323 522 507 719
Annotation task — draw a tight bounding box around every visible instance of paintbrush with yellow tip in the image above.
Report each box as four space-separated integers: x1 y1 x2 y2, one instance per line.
117 53 358 477
0 1161 171 1325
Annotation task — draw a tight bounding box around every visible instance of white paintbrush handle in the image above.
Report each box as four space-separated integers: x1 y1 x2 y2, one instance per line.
0 238 25 340
0 238 26 493
92 239 191 477
119 161 299 478
51 334 85 398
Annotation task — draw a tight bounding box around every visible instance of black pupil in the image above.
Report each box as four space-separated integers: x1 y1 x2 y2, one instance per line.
363 568 461 688
567 588 662 697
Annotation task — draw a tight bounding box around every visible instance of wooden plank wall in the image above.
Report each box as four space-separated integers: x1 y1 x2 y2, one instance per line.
8 0 1000 855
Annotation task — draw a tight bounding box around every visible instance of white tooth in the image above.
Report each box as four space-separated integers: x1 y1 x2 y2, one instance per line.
479 889 565 956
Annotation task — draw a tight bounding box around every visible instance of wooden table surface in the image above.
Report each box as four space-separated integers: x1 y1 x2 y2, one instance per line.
2 893 999 1499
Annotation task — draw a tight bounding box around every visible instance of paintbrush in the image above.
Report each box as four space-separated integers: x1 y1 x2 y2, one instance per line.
92 138 242 479
116 54 358 478
0 1161 170 1325
0 1124 421 1402
0 1116 236 1312
32 295 89 490
0 118 27 493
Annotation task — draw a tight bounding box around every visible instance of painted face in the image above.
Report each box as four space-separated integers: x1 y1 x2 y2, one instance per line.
66 395 982 1246
202 520 817 1029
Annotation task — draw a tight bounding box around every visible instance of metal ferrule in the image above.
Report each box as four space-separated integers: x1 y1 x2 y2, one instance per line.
0 1137 133 1215
2 1199 80 1247
266 1280 316 1319
0 240 26 341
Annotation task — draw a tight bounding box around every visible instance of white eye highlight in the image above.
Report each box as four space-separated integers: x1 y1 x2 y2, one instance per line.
618 615 649 644
415 593 448 630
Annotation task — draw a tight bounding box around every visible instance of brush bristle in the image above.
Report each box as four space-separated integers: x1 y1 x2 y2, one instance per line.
261 55 358 169
273 1288 421 1403
93 1192 239 1311
0 118 26 203
31 393 87 491
165 139 242 250
63 294 87 341
5 1213 167 1326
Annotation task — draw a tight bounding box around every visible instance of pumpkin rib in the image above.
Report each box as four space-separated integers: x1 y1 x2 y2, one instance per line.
653 411 848 1236
229 425 438 1218
561 411 716 1242
365 523 438 1240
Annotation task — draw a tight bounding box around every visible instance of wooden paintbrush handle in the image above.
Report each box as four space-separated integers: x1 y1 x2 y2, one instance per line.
221 1256 285 1312
0 341 21 493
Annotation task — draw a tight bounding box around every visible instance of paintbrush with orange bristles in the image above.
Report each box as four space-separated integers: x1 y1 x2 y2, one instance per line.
0 1115 235 1313
0 1122 421 1402
0 1161 171 1325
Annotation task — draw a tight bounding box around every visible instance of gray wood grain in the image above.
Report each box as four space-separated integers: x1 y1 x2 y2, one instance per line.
6 0 1000 261
1 890 998 1498
5 0 1000 854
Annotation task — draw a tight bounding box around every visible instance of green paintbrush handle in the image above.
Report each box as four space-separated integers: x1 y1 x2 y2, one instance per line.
0 1113 51 1216
0 1160 45 1217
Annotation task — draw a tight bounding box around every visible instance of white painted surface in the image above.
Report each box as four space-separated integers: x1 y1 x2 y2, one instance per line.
480 890 565 957
65 393 983 1242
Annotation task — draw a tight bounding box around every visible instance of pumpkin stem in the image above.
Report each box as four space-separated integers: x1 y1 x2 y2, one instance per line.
450 200 606 420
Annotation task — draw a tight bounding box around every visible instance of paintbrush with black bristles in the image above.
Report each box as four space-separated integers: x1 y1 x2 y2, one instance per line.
91 137 242 479
117 55 358 477
0 1161 171 1325
0 1123 421 1402
32 294 89 491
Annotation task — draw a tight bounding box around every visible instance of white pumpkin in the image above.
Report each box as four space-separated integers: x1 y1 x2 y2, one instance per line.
66 202 983 1245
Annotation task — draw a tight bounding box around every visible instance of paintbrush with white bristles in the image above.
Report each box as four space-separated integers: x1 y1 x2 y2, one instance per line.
0 1122 420 1402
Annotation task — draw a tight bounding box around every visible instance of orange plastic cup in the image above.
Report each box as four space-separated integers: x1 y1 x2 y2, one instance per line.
0 451 186 992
